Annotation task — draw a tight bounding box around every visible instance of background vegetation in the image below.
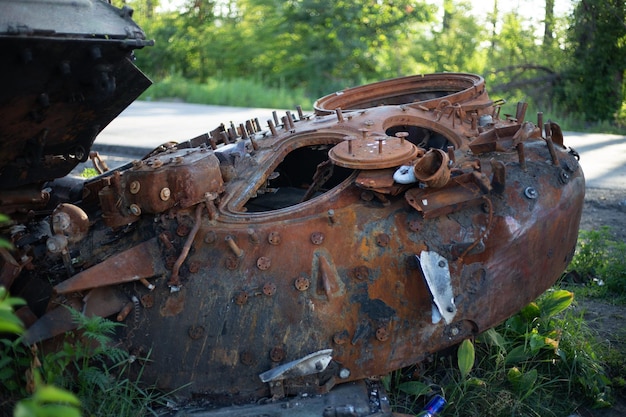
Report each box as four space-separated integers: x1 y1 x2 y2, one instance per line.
115 0 626 130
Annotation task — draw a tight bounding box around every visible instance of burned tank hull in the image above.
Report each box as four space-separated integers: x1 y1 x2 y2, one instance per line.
0 1 584 413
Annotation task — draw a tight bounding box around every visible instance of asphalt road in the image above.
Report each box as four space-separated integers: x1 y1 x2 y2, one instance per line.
94 101 626 190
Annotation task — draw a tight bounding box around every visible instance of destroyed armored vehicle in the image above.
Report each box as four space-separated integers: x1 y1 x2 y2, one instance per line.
0 1 585 415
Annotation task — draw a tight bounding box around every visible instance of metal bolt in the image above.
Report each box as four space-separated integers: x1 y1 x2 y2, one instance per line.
270 346 285 362
339 368 351 379
235 291 248 305
160 187 171 201
262 282 276 296
395 131 409 144
240 350 254 365
129 204 141 216
256 256 271 270
524 187 538 199
248 228 260 244
294 276 310 291
376 327 390 342
204 230 217 244
188 325 205 340
344 135 356 154
225 235 244 257
376 137 385 154
225 255 240 270
517 142 527 171
335 108 344 123
376 233 390 247
327 209 335 225
129 180 141 194
310 232 324 245
268 231 281 245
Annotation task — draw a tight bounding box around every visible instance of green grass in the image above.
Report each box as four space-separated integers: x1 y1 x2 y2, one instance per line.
0 304 178 417
140 74 314 110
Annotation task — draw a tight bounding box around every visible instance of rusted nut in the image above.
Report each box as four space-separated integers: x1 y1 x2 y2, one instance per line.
140 293 154 309
204 230 217 244
176 224 190 237
376 233 390 247
160 187 171 201
129 180 141 194
225 255 240 270
257 256 271 270
268 231 281 245
270 346 285 362
310 232 324 245
294 276 310 291
408 219 420 232
235 291 249 305
352 265 369 280
129 204 141 216
188 325 205 340
376 327 390 342
262 282 276 296
333 330 350 345
240 350 255 366
188 261 201 274
225 235 244 257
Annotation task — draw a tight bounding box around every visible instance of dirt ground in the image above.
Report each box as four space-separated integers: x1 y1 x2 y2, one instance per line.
572 187 626 417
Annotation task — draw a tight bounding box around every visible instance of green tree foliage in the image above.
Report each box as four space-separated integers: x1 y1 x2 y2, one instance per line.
559 0 626 122
117 0 626 125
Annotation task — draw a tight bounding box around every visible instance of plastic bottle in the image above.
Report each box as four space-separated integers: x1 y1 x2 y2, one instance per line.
416 394 447 417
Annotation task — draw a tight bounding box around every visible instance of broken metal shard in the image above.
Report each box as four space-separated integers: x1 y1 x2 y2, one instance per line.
259 348 333 382
418 251 457 325
0 0 585 411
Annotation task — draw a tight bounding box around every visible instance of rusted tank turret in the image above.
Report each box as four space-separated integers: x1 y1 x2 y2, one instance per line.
0 2 584 416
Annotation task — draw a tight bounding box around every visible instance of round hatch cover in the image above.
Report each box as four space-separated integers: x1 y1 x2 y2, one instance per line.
329 136 419 169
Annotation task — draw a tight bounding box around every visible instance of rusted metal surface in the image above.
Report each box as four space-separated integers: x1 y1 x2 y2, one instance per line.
0 2 585 412
0 0 152 192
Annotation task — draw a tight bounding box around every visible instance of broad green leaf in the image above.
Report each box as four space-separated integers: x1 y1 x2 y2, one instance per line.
520 302 541 322
397 380 431 397
505 345 529 365
457 339 475 379
32 385 82 406
540 289 574 318
519 368 538 394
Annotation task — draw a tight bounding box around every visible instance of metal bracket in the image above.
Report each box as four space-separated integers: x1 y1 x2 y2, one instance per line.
259 348 333 383
417 251 457 324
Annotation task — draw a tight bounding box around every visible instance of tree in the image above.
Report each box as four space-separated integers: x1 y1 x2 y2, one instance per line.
560 0 626 122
